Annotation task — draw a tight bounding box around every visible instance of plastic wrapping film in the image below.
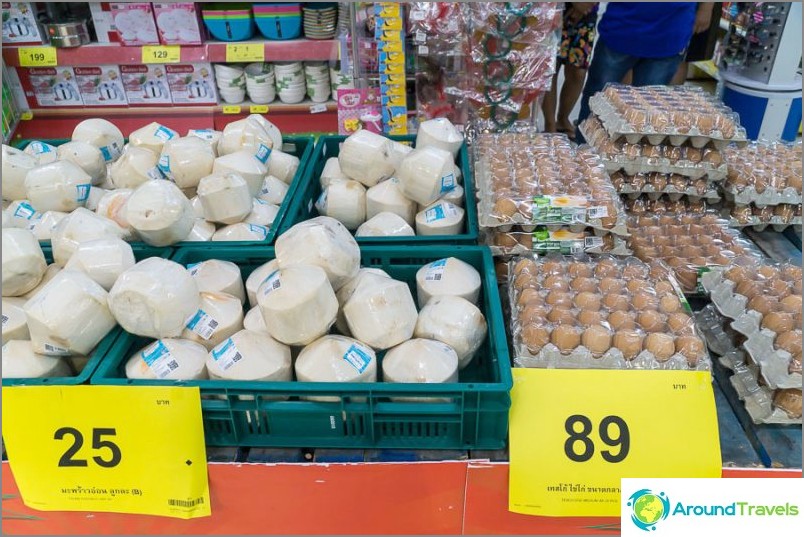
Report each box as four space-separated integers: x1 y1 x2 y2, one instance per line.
482 226 631 257
696 304 801 425
589 84 748 149
623 195 711 216
610 170 721 203
508 253 711 371
722 202 802 231
627 213 765 295
475 130 628 234
722 140 803 207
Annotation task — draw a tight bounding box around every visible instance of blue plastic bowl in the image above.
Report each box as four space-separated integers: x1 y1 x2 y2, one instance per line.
254 3 302 40
202 8 256 42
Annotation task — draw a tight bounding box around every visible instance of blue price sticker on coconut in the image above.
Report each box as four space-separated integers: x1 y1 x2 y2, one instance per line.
140 340 179 379
211 338 242 371
184 310 218 341
440 172 456 194
153 126 176 141
254 144 272 164
13 202 36 220
76 184 91 203
343 344 372 374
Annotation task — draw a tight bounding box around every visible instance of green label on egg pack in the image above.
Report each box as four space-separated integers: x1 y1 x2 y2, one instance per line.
531 195 588 224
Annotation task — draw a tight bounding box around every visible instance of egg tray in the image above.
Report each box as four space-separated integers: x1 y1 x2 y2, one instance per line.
507 253 711 372
623 195 712 217
721 206 802 232
722 186 803 208
482 228 632 257
723 140 802 207
611 172 721 203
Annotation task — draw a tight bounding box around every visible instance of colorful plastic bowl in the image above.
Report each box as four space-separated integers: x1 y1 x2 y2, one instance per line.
202 5 255 42
253 3 302 40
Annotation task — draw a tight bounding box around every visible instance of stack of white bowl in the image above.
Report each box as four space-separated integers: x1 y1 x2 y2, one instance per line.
215 64 246 104
245 63 276 104
274 61 306 104
304 62 331 103
330 66 355 94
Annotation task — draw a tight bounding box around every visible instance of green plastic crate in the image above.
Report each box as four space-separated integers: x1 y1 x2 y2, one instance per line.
2 245 171 386
277 135 479 244
91 245 511 449
12 135 315 247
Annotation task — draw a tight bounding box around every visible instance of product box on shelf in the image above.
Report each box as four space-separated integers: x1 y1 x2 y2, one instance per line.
2 2 44 45
152 2 205 45
109 2 159 46
74 65 128 107
166 63 217 105
89 2 117 43
120 64 172 105
26 67 84 107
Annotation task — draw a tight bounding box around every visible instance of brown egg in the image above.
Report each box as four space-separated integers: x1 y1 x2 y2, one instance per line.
517 233 534 249
659 293 682 314
548 308 578 325
570 277 598 293
520 305 550 325
782 265 803 282
568 262 593 278
603 293 630 311
578 310 605 326
582 325 613 355
638 310 667 333
758 265 781 280
594 259 620 278
522 325 551 354
542 260 565 275
765 279 791 298
546 291 574 310
516 288 543 310
655 281 674 295
747 295 779 316
645 333 676 361
494 233 519 248
776 330 803 356
551 325 581 353
544 275 570 291
633 292 659 310
780 295 802 314
574 291 602 311
608 310 637 330
513 258 538 277
622 264 649 280
675 336 705 366
735 279 761 299
599 277 625 293
725 265 749 282
667 312 694 335
762 312 795 334
626 279 651 294
514 272 537 291
614 330 644 360
773 388 803 419
493 198 519 219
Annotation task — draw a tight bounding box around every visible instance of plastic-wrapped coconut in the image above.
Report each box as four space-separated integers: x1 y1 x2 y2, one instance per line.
295 335 377 400
338 130 396 187
416 118 463 159
246 259 279 307
126 180 194 246
96 189 135 237
23 140 58 164
20 263 61 300
186 219 215 242
57 140 107 185
343 273 418 350
356 212 415 237
24 270 116 356
190 196 205 218
51 208 128 266
181 292 244 350
206 329 292 381
125 338 208 380
266 149 300 184
398 146 456 206
2 210 11 228
366 177 416 225
320 157 350 188
28 211 68 241
212 150 268 196
158 136 216 189
416 257 481 307
257 264 338 346
64 238 135 291
212 223 269 242
187 260 245 304
420 182 464 210
382 339 459 397
316 179 366 231
389 141 413 171
197 172 252 225
86 186 108 212
334 268 390 335
187 128 222 156
72 118 124 162
2 228 46 296
2 145 38 201
275 216 360 291
243 306 268 333
2 297 30 344
109 145 162 189
2 340 72 378
6 200 38 228
415 201 465 236
244 199 279 227
218 115 281 156
414 296 486 369
258 175 289 205
25 161 92 212
250 115 283 149
108 258 200 338
128 122 178 156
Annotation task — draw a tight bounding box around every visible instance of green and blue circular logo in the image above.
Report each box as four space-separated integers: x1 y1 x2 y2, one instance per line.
628 489 670 531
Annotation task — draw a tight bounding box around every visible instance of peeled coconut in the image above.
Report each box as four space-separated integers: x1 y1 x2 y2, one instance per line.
398 146 456 206
366 177 416 225
2 145 38 201
2 340 72 378
25 161 92 212
389 141 414 171
244 306 268 333
190 196 205 218
338 130 396 187
259 175 289 205
109 145 162 189
218 115 281 156
212 223 268 242
422 183 464 210
72 118 125 162
64 238 135 291
86 186 108 212
28 211 68 241
125 338 208 380
2 297 30 343
24 141 58 164
244 199 279 227
96 189 134 235
187 128 222 155
128 122 178 156
158 136 216 189
108 257 200 338
51 208 128 266
249 115 283 149
343 273 418 350
181 291 244 350
333 268 390 333
188 260 245 304
2 228 46 296
416 257 481 307
212 150 268 196
197 172 252 225
20 264 61 300
415 200 465 235
382 339 459 396
295 335 377 399
2 210 11 228
356 212 415 237
316 180 367 230
57 140 107 185
246 259 280 307
206 329 292 381
186 219 215 242
24 270 116 356
416 118 463 159
414 296 486 369
320 157 350 188
266 149 300 184
275 216 360 291
6 200 38 228
126 180 194 246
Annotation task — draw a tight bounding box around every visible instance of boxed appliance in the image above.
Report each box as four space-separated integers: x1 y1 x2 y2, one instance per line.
75 65 128 106
27 67 84 107
109 2 159 45
88 2 117 43
2 2 45 44
166 63 217 105
152 2 205 45
120 64 172 105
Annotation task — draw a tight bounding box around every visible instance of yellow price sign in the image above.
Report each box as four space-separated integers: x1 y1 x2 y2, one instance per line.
2 386 210 519
226 43 264 63
20 111 34 121
222 105 242 114
142 45 181 64
249 104 269 114
509 369 721 517
18 47 57 67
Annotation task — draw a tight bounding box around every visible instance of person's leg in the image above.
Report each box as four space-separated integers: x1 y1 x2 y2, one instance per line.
557 63 586 134
631 53 686 86
622 70 633 84
670 61 689 85
542 69 560 132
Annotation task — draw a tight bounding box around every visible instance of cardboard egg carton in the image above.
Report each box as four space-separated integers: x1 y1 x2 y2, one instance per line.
722 186 803 208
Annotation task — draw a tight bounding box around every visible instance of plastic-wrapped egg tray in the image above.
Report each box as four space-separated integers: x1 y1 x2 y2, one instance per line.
722 141 802 207
701 262 802 391
482 226 631 257
508 253 711 371
610 170 721 203
580 114 727 180
474 131 628 235
723 203 802 232
627 213 765 294
624 194 711 216
589 84 748 149
696 304 801 425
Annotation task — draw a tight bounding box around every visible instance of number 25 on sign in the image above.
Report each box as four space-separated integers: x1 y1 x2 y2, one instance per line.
508 369 721 517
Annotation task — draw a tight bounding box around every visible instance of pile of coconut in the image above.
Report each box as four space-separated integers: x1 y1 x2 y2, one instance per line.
2 114 299 245
316 118 466 237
